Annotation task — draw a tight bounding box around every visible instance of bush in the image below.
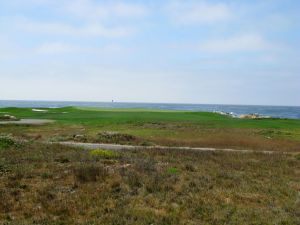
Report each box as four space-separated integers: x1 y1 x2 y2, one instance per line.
0 135 16 150
90 149 119 159
0 114 18 121
97 131 137 144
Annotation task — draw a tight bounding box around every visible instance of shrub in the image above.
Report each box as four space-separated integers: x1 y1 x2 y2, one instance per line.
90 149 119 159
0 114 18 121
0 135 16 150
97 131 137 144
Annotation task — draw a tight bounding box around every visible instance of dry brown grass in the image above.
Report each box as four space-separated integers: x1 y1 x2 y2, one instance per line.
1 123 300 153
0 142 299 224
153 131 300 152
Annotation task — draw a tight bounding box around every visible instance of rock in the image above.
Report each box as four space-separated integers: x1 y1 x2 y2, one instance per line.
239 113 261 119
213 111 238 118
0 114 17 121
73 134 87 142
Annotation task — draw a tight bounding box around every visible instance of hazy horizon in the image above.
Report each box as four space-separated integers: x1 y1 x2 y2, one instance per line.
0 99 299 107
1 0 300 106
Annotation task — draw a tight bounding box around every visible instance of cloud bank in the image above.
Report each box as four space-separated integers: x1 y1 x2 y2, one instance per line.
0 0 299 105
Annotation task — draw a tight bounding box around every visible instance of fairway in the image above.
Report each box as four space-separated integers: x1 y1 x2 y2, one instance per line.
1 107 300 152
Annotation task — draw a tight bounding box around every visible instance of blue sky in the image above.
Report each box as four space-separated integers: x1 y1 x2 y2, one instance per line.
0 0 299 106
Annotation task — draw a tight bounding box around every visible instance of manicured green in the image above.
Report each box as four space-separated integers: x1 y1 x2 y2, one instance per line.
1 106 299 129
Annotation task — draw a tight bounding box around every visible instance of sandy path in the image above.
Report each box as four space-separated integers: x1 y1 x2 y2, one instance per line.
0 119 54 125
57 141 293 154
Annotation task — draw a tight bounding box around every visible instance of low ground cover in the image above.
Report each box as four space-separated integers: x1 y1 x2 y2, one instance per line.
89 149 119 159
0 142 299 224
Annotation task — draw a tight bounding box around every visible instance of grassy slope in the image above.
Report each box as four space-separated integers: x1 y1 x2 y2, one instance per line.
1 106 300 128
1 107 300 151
0 142 299 224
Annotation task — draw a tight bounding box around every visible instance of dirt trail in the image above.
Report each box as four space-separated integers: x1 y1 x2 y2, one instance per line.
0 119 54 125
57 141 296 154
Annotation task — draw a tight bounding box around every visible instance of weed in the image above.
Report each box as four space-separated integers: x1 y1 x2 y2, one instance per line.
167 167 179 174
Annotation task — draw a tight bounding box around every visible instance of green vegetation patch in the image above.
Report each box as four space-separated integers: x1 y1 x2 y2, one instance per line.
167 167 179 174
90 149 119 159
0 135 17 150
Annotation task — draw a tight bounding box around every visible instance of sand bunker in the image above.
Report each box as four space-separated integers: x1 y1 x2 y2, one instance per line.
32 109 48 112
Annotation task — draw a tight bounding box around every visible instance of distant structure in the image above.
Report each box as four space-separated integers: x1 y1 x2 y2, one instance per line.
112 100 114 103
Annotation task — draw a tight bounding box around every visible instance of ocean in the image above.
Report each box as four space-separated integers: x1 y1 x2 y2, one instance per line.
0 100 299 119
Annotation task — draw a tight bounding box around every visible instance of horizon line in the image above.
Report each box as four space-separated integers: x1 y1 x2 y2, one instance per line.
0 99 299 108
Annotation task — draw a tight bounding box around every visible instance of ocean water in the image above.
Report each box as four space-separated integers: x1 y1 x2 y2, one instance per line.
0 100 299 119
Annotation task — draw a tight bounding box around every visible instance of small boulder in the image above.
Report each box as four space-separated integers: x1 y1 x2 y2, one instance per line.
0 114 17 121
73 134 87 142
239 114 260 119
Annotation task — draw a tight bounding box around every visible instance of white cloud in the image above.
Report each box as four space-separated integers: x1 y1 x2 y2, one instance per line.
167 0 232 25
17 18 135 38
7 0 147 21
35 42 80 54
113 2 147 17
35 42 133 55
65 0 147 20
6 0 146 38
198 34 270 53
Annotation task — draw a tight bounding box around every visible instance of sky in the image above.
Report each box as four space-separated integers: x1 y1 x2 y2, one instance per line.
0 0 299 106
